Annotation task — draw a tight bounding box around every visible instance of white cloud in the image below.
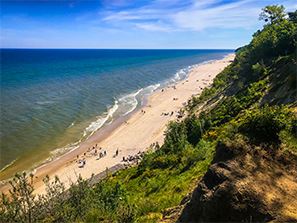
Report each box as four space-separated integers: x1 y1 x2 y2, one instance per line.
103 11 143 21
101 0 296 32
135 23 172 32
173 0 260 31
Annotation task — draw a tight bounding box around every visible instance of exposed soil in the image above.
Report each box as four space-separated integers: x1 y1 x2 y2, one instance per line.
177 138 297 222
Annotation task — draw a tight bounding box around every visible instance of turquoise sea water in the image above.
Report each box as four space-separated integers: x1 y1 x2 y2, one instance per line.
0 49 232 179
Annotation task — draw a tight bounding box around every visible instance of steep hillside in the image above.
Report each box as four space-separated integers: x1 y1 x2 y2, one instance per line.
178 135 297 222
177 6 297 222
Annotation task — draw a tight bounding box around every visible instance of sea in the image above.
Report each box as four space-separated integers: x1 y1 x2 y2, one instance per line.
0 49 233 180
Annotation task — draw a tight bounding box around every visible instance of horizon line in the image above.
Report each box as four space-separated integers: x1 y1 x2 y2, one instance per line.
0 48 235 50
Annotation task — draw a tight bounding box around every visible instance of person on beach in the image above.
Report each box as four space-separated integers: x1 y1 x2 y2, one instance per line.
78 159 85 168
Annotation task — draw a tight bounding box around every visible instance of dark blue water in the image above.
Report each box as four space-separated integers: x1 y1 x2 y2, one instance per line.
0 49 232 179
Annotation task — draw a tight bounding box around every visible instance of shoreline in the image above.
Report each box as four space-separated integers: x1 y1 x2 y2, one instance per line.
0 56 214 181
0 54 235 194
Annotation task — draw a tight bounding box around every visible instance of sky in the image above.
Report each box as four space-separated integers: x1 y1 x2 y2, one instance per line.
1 0 296 49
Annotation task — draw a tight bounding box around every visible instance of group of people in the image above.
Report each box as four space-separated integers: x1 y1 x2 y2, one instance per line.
77 144 123 168
96 150 107 160
161 111 175 116
161 85 177 93
76 144 108 168
122 151 145 166
78 159 86 168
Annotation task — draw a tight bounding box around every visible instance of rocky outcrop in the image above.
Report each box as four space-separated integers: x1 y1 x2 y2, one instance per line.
177 138 297 222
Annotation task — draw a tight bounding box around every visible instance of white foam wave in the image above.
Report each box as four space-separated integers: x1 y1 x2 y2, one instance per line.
49 144 79 160
84 100 119 137
119 88 142 116
144 83 161 93
68 122 75 128
0 158 18 173
174 69 185 81
167 64 199 85
119 83 161 116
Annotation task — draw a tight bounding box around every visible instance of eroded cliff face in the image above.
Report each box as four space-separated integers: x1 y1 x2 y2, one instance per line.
177 138 297 222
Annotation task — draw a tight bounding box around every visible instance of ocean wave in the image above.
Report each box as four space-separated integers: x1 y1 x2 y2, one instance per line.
49 143 79 161
84 100 119 137
0 158 18 173
36 100 55 105
120 83 161 116
119 88 143 116
165 65 192 85
143 83 161 93
68 122 75 128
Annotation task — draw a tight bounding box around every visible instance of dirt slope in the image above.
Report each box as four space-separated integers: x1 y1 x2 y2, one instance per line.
177 138 297 222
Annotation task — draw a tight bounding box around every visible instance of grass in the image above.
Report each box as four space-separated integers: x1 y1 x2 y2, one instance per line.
104 140 216 221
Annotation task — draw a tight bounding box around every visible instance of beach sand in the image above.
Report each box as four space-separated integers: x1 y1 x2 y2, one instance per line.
0 54 235 194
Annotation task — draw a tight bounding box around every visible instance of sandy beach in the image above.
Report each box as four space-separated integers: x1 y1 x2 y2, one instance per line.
0 54 234 194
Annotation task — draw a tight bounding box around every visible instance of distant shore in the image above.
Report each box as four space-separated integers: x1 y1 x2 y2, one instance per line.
0 54 235 194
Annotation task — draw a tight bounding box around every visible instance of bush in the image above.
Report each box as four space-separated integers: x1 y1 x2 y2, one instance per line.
0 173 39 223
239 105 294 145
163 121 187 153
184 115 211 146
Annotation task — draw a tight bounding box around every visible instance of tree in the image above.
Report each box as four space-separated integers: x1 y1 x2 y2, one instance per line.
288 10 297 23
259 5 286 24
0 173 39 223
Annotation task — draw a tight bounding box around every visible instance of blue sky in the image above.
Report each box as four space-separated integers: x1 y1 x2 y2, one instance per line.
1 0 296 49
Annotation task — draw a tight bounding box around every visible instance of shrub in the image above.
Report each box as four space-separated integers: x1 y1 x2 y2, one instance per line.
163 121 187 153
239 105 294 145
0 173 39 223
184 115 209 146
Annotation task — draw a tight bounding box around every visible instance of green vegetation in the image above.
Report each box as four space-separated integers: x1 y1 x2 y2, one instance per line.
239 105 295 145
1 5 296 223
